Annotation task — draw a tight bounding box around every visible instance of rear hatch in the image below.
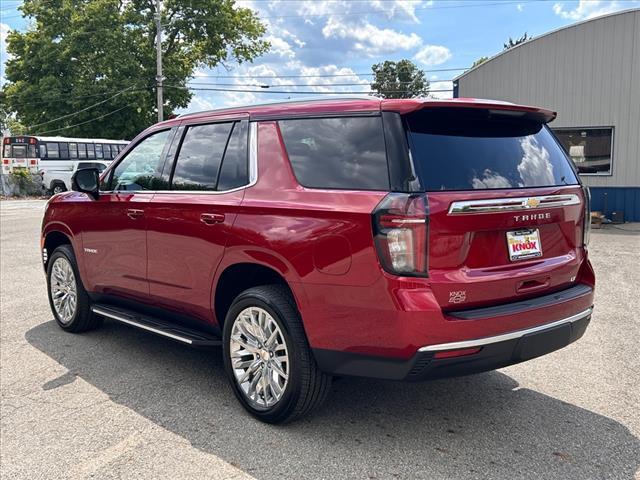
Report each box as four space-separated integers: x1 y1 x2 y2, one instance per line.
404 107 587 310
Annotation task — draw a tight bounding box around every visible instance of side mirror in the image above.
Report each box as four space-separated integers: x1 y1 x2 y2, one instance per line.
71 168 100 200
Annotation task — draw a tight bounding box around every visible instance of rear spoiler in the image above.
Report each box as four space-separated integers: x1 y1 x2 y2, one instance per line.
381 98 557 123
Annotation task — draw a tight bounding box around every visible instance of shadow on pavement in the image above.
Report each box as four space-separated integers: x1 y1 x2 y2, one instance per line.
26 319 640 480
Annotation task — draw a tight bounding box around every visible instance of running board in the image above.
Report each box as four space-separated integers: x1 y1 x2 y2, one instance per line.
91 304 222 347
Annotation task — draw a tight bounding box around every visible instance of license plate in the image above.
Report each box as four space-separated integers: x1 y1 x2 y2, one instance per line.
506 229 542 261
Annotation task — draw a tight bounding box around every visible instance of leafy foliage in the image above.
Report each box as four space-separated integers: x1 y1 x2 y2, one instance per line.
504 33 531 50
370 59 429 99
0 0 269 139
471 56 489 68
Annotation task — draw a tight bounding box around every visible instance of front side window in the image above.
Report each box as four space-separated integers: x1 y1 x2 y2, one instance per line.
552 127 613 175
110 130 170 191
69 143 78 158
279 116 389 190
46 143 59 159
171 122 233 190
406 108 579 191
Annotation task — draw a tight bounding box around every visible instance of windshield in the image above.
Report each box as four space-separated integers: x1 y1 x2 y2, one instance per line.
406 108 579 191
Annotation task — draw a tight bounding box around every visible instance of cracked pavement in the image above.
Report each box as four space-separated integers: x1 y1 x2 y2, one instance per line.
1 199 639 479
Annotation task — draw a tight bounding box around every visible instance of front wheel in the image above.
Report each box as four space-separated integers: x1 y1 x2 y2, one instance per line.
47 245 102 332
222 285 331 424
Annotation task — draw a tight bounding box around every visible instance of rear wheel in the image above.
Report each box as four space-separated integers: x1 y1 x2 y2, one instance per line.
222 285 331 424
47 245 102 332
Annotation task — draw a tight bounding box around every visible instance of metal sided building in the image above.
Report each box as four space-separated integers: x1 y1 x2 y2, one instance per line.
454 9 640 221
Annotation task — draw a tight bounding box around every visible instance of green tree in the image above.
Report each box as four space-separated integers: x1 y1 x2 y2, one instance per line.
0 0 269 139
0 106 27 135
504 33 531 50
471 56 489 69
370 59 429 99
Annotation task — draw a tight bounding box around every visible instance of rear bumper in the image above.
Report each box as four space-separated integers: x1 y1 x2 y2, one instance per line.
313 307 592 381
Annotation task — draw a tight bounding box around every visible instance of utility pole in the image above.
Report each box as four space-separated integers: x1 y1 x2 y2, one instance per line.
155 0 164 122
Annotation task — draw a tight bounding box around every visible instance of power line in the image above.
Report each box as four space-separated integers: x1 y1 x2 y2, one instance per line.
186 79 455 88
2 87 153 107
165 0 535 22
25 87 136 129
166 85 452 95
32 105 132 136
194 67 469 79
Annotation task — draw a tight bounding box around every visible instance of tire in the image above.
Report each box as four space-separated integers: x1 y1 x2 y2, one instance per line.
50 182 66 195
47 245 102 333
222 285 331 424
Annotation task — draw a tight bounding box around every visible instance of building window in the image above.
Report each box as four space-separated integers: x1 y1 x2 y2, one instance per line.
552 127 613 175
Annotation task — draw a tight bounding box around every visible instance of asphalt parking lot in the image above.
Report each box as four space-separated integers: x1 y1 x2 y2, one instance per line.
1 199 639 479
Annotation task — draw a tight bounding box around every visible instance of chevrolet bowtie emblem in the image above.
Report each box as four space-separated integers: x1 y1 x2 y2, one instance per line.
525 197 540 208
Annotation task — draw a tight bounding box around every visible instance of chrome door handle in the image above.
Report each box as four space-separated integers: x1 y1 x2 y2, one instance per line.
200 213 225 225
126 209 144 219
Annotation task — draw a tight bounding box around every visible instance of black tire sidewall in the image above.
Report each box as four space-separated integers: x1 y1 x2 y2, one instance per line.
222 289 304 423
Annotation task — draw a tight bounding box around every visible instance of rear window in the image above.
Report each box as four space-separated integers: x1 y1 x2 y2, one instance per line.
279 116 389 190
12 145 27 158
406 108 579 191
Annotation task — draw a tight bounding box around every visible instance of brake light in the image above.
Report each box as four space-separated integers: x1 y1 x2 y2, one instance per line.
29 159 37 165
372 193 429 276
582 185 591 247
2 159 9 165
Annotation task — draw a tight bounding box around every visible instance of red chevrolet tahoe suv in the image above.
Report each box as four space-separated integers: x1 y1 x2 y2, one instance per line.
42 98 595 423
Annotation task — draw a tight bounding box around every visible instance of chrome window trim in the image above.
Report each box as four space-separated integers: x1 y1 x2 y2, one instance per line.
448 193 580 215
99 121 258 196
418 307 592 352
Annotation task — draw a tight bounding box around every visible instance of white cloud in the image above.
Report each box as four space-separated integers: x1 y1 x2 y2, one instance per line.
517 136 555 186
517 4 524 12
187 96 215 111
414 44 451 66
322 17 422 56
369 0 429 23
428 80 454 99
552 0 622 20
297 64 370 93
265 35 296 58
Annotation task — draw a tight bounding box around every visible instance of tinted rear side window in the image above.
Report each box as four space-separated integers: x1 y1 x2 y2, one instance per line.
279 116 389 190
217 121 248 191
172 122 233 190
406 108 579 191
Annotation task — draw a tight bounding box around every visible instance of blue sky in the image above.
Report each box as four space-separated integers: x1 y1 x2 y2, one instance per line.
1 0 638 113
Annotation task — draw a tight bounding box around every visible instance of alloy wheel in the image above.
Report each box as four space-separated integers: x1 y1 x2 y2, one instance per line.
229 307 290 409
50 257 78 324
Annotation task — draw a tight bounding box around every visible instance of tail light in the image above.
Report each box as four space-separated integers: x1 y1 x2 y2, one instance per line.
372 193 429 276
582 185 591 247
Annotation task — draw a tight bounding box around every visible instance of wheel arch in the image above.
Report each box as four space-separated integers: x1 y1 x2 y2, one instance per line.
213 261 306 331
43 231 71 268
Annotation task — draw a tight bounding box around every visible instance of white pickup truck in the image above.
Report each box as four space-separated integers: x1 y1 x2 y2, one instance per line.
42 160 111 194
